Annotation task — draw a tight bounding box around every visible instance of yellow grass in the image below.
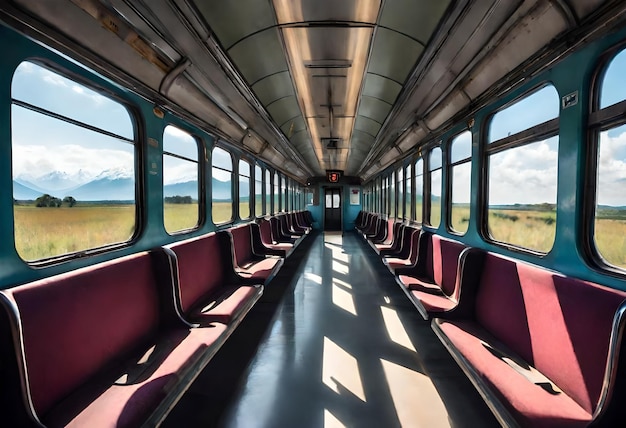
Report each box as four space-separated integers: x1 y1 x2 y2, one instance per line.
164 203 198 233
488 209 556 253
212 201 233 224
14 205 135 261
595 219 626 268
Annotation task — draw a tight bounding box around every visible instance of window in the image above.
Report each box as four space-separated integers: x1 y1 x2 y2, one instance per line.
239 159 251 219
265 169 271 215
405 165 411 220
487 85 559 252
390 171 396 217
428 148 442 227
396 168 403 219
212 146 233 223
414 159 423 223
255 164 263 216
11 61 136 261
281 174 286 212
592 47 626 268
449 131 472 234
273 172 279 214
163 125 200 233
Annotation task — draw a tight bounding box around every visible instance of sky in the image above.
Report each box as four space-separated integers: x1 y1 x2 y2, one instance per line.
10 48 626 206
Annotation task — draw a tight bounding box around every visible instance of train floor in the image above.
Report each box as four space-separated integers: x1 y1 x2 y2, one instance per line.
163 231 499 428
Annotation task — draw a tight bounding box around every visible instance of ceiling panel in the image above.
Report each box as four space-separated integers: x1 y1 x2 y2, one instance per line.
252 72 295 106
280 115 306 137
227 28 288 85
266 96 300 127
362 73 403 105
367 28 424 84
379 0 451 43
354 116 382 137
358 96 391 124
195 0 276 49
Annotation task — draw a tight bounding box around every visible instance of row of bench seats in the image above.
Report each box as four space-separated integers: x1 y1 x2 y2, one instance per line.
356 211 626 427
0 211 312 427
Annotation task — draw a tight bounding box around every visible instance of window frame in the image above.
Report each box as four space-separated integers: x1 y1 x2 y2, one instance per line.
162 123 203 235
10 60 140 264
585 43 626 274
448 130 472 236
482 83 560 254
211 144 234 225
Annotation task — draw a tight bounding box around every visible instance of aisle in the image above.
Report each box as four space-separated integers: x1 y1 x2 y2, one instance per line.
218 232 497 428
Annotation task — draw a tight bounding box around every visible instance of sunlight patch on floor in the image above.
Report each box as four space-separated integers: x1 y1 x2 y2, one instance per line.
304 272 323 284
333 277 352 290
324 409 347 428
381 359 451 428
380 306 416 352
332 283 357 316
323 337 366 402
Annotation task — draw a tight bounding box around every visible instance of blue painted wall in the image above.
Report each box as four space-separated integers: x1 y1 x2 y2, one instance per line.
305 183 362 231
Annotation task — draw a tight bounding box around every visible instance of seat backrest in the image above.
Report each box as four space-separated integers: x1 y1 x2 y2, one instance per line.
258 219 274 244
229 224 255 267
165 232 233 314
475 252 626 415
432 235 467 296
3 252 161 416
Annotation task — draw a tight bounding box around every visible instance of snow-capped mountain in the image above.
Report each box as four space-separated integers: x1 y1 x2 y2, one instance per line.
13 168 233 202
13 168 134 201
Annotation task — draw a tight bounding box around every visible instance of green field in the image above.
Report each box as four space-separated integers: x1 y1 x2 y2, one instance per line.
13 202 626 268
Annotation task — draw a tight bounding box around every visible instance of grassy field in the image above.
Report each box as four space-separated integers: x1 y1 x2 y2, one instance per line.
13 202 626 268
164 203 199 232
487 209 556 253
14 205 136 261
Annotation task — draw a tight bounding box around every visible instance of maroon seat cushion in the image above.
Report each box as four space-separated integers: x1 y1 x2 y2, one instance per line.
7 252 161 417
188 285 260 324
474 253 626 416
43 325 227 428
236 257 281 281
436 319 591 428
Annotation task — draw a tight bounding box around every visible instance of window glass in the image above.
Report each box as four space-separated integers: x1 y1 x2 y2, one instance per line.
488 136 558 252
239 159 251 219
265 169 271 215
600 49 626 109
487 84 559 252
390 171 396 217
12 61 136 261
273 172 279 214
255 165 263 216
212 146 233 223
397 168 403 219
405 165 411 220
450 131 471 234
281 175 286 211
489 86 559 142
163 125 199 233
429 148 442 227
414 159 423 223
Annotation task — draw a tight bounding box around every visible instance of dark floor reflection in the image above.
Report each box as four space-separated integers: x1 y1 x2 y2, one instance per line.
217 232 498 428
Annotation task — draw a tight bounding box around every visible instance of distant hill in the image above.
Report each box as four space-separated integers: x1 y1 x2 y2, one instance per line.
70 177 135 201
12 181 42 200
13 170 239 202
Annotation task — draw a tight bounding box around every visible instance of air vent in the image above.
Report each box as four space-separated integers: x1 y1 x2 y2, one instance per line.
322 138 342 149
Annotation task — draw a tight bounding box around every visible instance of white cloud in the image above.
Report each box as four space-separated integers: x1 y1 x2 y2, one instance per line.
12 144 133 180
597 128 626 206
489 139 558 205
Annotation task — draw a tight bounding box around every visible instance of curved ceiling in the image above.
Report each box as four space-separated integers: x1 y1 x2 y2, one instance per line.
198 0 450 177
